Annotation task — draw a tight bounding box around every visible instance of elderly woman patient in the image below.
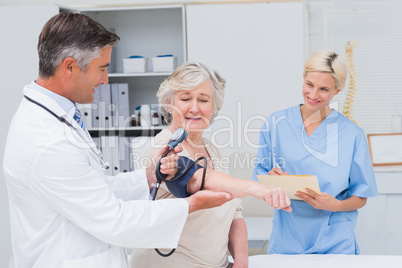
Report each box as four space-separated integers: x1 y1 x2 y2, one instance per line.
130 62 245 268
130 62 291 268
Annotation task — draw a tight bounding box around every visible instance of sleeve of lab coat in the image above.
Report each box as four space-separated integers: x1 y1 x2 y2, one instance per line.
29 136 188 249
104 169 150 201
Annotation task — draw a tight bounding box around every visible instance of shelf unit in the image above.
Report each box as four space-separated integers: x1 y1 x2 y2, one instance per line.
78 5 187 136
88 126 165 137
108 72 172 77
66 5 188 174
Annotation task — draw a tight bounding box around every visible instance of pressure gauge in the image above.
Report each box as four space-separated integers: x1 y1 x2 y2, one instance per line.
168 128 188 149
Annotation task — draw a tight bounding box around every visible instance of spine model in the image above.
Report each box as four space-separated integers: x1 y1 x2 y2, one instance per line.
343 41 359 125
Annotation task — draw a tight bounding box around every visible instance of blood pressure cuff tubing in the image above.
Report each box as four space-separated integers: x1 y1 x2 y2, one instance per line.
165 156 203 198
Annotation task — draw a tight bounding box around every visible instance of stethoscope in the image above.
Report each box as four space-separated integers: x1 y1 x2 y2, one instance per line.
24 95 110 172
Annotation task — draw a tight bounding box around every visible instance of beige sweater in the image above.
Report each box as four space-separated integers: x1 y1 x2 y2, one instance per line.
130 129 243 268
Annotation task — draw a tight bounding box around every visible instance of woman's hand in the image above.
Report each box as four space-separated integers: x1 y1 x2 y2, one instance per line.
254 186 292 212
265 166 291 211
295 188 340 212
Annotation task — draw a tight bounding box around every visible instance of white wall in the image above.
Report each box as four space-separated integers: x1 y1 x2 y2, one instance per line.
187 2 303 158
0 0 297 6
0 5 60 267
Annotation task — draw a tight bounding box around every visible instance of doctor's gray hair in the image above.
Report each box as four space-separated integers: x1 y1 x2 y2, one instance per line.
38 11 120 78
304 50 348 90
157 62 226 123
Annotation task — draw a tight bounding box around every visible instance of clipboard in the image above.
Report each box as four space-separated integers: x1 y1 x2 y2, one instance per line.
257 175 321 200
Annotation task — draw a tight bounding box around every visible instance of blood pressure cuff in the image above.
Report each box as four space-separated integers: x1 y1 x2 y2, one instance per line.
165 156 203 198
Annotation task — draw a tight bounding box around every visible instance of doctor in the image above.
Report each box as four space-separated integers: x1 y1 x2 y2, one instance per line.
3 12 231 268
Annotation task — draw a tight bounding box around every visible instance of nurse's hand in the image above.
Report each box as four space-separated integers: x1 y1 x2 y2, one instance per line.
268 167 289 176
295 188 339 212
145 142 183 189
186 190 232 213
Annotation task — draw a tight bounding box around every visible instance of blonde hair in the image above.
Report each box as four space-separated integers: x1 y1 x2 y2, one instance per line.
304 50 348 90
157 62 226 123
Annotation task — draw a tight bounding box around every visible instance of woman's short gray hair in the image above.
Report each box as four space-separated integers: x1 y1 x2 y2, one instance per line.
157 62 226 122
304 50 348 90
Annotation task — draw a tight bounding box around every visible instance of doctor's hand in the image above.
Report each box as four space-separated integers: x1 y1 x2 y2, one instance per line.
186 190 232 213
295 188 339 212
146 142 183 189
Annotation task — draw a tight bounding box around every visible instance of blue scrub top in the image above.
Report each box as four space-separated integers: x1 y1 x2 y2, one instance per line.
252 105 378 255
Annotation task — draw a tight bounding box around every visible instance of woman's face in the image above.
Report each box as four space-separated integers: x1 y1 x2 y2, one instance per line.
170 80 214 134
302 71 341 113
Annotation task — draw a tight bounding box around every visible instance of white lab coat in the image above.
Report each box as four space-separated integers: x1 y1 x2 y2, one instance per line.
3 85 188 268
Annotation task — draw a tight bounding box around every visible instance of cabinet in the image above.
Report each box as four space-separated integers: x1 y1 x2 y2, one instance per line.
68 6 187 174
355 166 402 255
73 5 187 135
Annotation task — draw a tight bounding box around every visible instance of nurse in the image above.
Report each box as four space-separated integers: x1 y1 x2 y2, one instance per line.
252 50 378 254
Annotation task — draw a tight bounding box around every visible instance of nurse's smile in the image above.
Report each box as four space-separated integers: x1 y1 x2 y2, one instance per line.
306 96 320 105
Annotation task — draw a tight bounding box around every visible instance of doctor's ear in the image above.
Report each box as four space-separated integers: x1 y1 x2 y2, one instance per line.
63 57 76 74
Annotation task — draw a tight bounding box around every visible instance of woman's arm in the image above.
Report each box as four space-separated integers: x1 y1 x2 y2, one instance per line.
228 218 248 268
188 169 292 212
295 189 367 212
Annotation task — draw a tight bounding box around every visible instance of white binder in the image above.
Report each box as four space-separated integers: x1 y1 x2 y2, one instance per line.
92 137 100 150
119 135 131 173
100 136 114 175
92 86 101 128
117 83 130 128
110 83 119 128
76 103 92 129
110 135 120 176
99 84 112 128
130 136 153 171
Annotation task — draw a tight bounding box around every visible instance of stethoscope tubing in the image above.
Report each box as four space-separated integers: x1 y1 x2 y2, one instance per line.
24 95 109 171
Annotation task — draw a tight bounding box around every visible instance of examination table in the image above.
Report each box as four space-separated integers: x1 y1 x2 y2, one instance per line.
248 254 402 268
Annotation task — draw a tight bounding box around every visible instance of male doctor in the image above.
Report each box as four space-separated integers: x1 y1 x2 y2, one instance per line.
3 11 231 268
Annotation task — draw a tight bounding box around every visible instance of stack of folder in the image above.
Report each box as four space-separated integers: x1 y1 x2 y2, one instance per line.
78 83 130 129
77 83 132 175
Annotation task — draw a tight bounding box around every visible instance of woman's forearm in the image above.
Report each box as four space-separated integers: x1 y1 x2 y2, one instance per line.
187 168 292 211
188 169 260 197
228 218 248 268
335 195 367 212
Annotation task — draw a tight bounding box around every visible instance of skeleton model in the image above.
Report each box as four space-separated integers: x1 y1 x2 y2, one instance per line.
343 41 359 125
